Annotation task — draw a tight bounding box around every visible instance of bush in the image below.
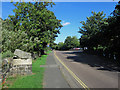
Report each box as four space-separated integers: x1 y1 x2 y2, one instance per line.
2 51 14 59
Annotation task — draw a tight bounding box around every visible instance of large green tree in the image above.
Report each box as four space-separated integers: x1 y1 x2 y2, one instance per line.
79 11 108 50
9 2 62 55
79 1 120 60
99 1 120 59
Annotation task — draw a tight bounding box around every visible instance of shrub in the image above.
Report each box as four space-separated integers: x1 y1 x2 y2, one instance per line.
2 51 14 59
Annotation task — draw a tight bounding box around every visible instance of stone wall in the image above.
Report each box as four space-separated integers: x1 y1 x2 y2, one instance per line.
12 59 32 66
9 58 32 75
9 64 32 75
14 49 32 59
2 49 33 83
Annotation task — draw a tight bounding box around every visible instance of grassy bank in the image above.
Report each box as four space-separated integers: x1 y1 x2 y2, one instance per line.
4 51 52 88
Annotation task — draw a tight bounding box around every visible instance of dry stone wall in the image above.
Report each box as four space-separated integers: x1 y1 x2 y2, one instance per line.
2 49 33 83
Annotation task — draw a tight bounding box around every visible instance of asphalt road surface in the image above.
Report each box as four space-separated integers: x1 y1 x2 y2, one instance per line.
54 50 119 89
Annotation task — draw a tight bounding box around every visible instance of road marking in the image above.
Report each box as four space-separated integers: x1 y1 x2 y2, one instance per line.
54 51 90 90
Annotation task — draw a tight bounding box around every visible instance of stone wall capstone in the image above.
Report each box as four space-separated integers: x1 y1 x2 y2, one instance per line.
14 49 32 59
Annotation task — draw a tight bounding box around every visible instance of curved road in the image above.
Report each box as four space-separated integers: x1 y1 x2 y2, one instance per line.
54 50 118 89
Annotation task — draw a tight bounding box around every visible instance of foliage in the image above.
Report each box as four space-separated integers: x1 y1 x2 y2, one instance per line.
99 1 120 57
112 1 120 17
2 2 62 55
79 11 107 50
64 36 80 49
2 51 14 59
50 43 57 49
1 17 31 53
57 42 65 50
9 2 62 55
56 36 80 50
79 1 120 60
2 27 30 53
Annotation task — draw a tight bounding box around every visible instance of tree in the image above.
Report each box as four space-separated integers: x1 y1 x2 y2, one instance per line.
50 42 57 49
99 1 120 59
78 2 120 61
1 18 30 53
112 1 120 17
57 42 65 50
71 36 80 48
64 36 72 49
79 11 107 50
64 36 80 50
9 2 62 55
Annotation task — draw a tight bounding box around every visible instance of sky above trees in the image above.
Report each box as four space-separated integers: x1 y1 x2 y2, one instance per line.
2 2 117 43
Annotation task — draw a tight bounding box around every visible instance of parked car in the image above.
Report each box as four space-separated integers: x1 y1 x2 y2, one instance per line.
73 48 82 50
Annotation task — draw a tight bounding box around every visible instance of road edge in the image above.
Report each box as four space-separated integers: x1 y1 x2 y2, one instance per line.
53 50 89 89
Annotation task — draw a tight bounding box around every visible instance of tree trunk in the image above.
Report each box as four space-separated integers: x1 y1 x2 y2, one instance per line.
40 49 45 55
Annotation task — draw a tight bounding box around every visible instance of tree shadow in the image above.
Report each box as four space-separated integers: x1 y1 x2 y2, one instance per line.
63 50 120 72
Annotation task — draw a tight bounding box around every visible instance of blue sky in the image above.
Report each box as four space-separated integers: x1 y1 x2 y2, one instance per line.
2 2 117 44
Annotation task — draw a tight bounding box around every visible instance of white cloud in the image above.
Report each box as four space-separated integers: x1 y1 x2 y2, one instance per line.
62 22 70 26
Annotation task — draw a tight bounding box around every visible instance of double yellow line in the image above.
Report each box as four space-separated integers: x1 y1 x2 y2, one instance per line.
54 51 90 90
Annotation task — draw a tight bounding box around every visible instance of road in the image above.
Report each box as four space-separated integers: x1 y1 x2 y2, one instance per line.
54 50 119 89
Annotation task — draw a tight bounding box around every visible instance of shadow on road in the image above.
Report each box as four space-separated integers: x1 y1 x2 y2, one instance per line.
62 51 120 72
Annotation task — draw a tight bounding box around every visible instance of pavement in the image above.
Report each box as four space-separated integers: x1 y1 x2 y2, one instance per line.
43 52 70 88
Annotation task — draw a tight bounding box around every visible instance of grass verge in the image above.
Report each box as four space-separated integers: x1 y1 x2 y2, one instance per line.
4 50 52 88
